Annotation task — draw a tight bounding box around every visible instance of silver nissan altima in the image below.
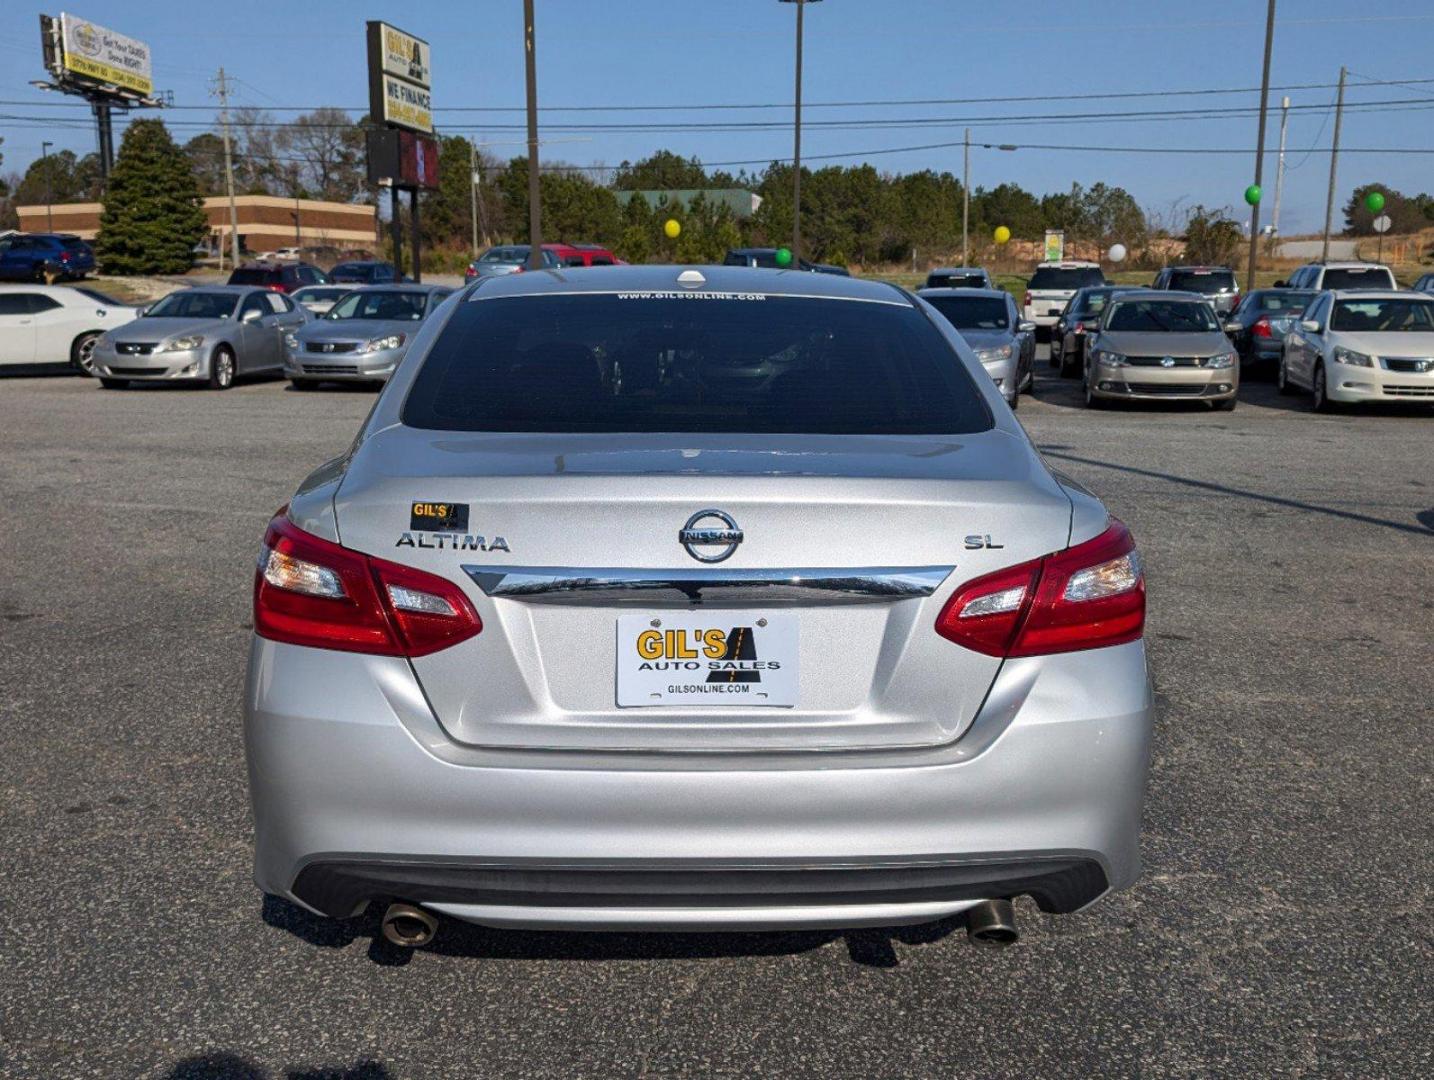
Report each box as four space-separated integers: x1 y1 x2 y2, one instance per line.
245 266 1152 948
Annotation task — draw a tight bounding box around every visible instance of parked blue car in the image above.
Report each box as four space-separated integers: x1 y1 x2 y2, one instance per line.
0 233 97 282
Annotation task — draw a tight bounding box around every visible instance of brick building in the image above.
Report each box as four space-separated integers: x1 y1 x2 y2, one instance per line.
17 195 378 255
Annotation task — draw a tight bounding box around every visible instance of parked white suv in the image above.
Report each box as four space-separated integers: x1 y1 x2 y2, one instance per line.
1280 262 1397 292
1023 261 1107 339
1279 289 1434 410
0 283 139 372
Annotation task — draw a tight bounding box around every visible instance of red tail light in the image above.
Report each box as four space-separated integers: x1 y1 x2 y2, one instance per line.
1251 316 1272 338
253 512 482 657
935 521 1145 657
1021 291 1031 310
60 250 72 262
1073 320 1086 334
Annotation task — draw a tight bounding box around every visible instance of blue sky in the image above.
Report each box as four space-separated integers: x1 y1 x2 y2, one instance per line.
3 0 1434 234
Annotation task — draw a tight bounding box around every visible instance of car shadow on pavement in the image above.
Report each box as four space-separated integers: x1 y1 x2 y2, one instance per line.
1038 447 1434 536
165 1052 392 1079
262 894 965 969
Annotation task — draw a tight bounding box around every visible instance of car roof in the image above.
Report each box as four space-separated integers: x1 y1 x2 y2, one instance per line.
1161 265 1234 272
1109 289 1213 303
916 286 1008 300
347 282 450 293
1326 289 1427 300
183 285 259 295
1304 261 1392 270
334 260 390 266
466 264 910 304
926 266 987 274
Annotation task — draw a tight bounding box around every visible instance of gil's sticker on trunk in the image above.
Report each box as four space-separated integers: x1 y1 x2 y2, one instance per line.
616 613 798 707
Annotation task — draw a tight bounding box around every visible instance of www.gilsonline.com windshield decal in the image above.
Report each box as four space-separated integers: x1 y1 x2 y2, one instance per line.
615 291 767 301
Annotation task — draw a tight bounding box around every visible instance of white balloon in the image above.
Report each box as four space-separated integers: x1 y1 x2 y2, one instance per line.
1107 243 1128 263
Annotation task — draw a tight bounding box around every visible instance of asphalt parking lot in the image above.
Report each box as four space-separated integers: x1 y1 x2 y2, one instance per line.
1 363 1430 1079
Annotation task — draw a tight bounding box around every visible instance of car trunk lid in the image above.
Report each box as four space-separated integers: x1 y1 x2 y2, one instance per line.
333 427 1075 753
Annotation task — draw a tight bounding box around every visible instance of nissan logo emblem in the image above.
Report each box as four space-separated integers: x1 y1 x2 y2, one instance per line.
679 509 743 563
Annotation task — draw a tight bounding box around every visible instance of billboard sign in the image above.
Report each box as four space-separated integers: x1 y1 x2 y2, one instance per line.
51 12 153 97
367 22 432 135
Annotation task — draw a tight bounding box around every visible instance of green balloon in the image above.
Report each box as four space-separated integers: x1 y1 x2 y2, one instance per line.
1244 184 1262 206
774 247 793 268
1364 191 1386 213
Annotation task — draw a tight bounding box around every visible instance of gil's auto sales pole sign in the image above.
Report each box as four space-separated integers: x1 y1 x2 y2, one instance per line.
366 22 432 135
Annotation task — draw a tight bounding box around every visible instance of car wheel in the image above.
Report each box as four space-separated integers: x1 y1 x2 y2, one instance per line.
289 378 318 391
1007 389 1019 411
208 346 236 390
98 377 128 390
1311 363 1335 413
71 331 101 374
1083 373 1106 409
1049 342 1063 369
1276 355 1295 395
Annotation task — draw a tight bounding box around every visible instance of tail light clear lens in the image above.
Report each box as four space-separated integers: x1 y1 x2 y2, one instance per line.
935 520 1145 657
253 512 481 657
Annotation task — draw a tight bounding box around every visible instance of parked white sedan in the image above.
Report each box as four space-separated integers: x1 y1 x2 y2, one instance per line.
1280 290 1434 410
0 284 139 372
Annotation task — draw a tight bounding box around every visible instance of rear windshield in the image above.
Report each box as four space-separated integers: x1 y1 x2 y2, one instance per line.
1322 267 1395 290
1330 298 1434 332
327 291 427 320
228 268 278 285
1251 290 1316 313
1167 270 1236 294
1029 267 1106 290
923 295 1010 330
403 293 993 435
926 272 986 288
331 263 372 277
145 291 237 319
297 288 348 302
59 236 90 251
1106 299 1218 333
1073 289 1117 315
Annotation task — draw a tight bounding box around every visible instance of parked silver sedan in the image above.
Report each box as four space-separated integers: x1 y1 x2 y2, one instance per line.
245 266 1152 948
284 284 454 389
918 287 1036 408
1279 290 1434 410
1084 291 1239 410
89 286 308 390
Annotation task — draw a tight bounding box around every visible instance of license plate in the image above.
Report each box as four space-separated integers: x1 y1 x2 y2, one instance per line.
616 612 798 707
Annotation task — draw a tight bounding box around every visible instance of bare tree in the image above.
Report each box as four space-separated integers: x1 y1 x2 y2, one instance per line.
278 108 364 202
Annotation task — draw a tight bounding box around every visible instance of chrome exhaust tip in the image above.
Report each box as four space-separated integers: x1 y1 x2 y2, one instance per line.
381 902 438 948
965 899 1019 947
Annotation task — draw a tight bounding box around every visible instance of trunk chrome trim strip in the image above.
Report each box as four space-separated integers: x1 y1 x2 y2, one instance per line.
462 565 954 606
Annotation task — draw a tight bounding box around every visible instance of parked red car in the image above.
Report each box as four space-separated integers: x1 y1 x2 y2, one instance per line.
465 243 618 282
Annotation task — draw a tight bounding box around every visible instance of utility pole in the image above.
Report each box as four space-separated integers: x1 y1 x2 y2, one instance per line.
469 140 480 257
1245 0 1276 293
791 0 805 262
962 128 971 266
1321 66 1347 264
523 0 543 269
210 67 242 270
1271 95 1290 240
41 141 53 232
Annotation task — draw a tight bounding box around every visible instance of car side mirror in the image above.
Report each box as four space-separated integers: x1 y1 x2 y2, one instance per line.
1300 319 1321 334
242 308 264 323
1224 321 1242 335
1018 321 1037 333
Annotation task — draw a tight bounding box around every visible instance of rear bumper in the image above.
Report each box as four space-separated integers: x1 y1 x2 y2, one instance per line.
245 637 1153 930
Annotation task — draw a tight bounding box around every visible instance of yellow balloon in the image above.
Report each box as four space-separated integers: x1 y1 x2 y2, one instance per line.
664 219 681 239
994 225 1011 245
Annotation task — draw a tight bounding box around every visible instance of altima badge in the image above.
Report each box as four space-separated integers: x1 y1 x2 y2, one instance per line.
679 509 743 563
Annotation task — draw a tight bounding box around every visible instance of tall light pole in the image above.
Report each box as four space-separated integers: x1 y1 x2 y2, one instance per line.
780 0 821 263
1245 0 1276 293
523 0 543 269
41 141 54 232
1271 96 1290 240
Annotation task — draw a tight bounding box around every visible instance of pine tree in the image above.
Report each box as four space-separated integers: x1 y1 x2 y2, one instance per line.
96 119 208 275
